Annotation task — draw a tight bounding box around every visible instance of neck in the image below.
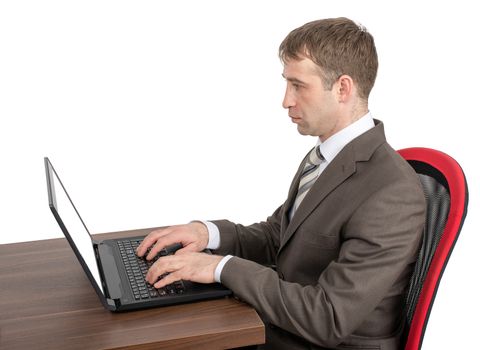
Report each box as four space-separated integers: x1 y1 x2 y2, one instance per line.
319 107 369 143
350 100 369 123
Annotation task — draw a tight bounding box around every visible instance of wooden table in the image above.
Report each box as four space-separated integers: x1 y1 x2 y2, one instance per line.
0 228 265 349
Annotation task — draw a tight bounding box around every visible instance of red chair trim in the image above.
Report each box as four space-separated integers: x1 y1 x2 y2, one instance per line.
398 147 468 349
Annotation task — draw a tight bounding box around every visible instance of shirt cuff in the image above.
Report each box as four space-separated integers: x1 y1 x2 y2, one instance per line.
200 220 221 250
214 255 233 283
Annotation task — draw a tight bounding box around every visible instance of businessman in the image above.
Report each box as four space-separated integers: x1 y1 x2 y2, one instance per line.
137 17 426 349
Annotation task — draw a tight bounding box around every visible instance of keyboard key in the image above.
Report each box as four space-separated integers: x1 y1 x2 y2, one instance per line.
120 239 189 301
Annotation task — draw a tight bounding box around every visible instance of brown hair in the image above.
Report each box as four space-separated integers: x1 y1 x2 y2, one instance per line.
279 17 378 101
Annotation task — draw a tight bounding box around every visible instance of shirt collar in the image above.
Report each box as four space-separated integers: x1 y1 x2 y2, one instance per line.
317 112 375 163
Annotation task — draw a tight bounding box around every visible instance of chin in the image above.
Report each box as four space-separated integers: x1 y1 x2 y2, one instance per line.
297 126 313 136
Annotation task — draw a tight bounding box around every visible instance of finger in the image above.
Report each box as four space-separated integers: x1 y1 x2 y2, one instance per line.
146 255 183 285
136 229 162 257
153 272 182 289
145 257 171 285
136 227 171 257
146 234 184 261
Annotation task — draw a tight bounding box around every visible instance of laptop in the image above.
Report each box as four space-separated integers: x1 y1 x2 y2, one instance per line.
44 157 231 312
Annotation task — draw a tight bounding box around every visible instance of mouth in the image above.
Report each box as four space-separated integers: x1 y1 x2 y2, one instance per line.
290 115 301 123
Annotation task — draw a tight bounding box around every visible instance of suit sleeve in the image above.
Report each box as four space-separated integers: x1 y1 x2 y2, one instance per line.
217 180 426 348
211 204 283 266
210 150 309 265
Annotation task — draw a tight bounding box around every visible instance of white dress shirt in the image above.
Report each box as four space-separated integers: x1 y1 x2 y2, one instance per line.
204 112 375 282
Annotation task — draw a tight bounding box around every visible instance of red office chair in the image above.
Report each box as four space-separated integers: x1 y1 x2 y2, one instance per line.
398 147 469 349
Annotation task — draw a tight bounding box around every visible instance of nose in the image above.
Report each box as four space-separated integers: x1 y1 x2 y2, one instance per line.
282 86 295 109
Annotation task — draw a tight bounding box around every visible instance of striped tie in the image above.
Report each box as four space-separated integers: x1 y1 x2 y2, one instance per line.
289 146 325 220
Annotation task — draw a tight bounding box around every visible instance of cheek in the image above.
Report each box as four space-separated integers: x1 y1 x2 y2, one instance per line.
296 93 314 111
303 96 324 116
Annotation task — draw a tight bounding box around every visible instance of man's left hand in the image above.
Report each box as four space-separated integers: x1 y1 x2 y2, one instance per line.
145 251 224 289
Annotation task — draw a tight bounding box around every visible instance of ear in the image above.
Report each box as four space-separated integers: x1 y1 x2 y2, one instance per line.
336 75 355 103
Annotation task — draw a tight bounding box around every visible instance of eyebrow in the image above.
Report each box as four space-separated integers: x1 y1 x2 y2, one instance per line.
281 74 306 85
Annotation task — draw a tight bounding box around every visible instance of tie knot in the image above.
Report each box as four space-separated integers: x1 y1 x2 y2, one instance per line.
309 146 325 166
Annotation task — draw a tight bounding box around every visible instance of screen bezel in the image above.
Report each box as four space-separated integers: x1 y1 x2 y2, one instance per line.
44 157 109 307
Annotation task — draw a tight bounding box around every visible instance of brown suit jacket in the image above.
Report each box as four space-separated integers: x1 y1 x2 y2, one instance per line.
212 121 426 350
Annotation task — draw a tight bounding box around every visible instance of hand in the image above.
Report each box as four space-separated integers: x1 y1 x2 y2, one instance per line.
136 222 209 261
145 252 224 289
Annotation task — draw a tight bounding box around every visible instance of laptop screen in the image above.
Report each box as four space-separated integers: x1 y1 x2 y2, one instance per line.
45 158 104 294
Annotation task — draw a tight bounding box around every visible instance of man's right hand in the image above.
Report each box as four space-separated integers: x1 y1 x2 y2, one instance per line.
136 222 209 261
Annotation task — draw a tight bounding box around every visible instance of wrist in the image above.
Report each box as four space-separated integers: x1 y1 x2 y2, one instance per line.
189 221 209 248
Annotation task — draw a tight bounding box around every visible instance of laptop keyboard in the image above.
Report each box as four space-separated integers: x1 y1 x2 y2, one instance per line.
117 239 186 301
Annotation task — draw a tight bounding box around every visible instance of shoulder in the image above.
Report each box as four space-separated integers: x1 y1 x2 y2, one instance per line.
373 142 420 184
351 140 425 208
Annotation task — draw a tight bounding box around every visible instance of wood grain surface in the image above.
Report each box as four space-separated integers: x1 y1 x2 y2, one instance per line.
0 228 264 349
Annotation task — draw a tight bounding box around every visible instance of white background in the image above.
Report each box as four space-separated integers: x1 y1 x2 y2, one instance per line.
1 1 478 348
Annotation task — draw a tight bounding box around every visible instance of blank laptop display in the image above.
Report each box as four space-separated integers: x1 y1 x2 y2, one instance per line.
44 157 231 312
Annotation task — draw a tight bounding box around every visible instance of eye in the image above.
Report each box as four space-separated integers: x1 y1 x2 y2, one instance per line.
292 83 301 90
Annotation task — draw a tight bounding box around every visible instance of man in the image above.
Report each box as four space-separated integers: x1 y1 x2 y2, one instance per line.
137 17 426 349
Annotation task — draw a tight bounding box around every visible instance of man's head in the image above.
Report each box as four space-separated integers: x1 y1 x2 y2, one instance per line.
280 17 378 102
279 18 378 140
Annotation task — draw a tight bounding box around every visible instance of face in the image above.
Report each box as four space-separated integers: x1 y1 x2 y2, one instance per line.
282 57 340 141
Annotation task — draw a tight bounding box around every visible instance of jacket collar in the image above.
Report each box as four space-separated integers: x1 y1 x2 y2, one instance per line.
279 120 387 253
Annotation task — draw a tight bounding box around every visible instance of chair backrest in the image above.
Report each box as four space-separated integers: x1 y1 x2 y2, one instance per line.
398 147 469 350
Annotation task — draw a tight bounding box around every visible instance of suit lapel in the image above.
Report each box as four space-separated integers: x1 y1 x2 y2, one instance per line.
279 144 356 252
278 120 386 254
